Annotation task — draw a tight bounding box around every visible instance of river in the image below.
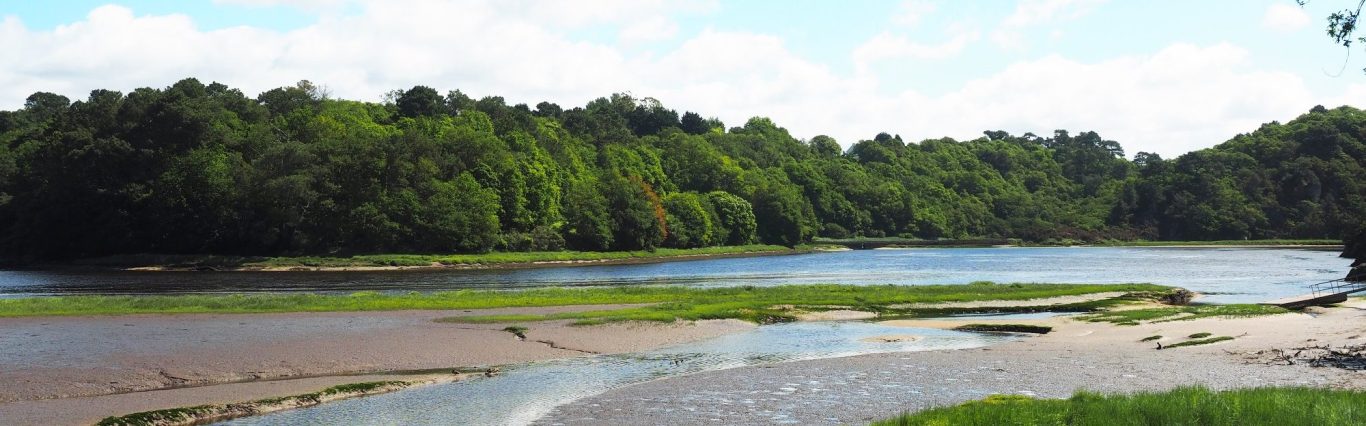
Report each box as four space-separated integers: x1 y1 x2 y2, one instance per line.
0 247 1347 304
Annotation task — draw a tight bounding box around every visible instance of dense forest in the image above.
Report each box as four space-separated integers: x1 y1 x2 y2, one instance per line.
0 79 1363 259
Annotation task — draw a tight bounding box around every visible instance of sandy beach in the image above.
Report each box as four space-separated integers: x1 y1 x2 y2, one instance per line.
540 300 1366 425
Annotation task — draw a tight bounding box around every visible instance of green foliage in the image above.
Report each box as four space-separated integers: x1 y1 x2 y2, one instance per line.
0 282 1168 318
662 192 714 248
1139 335 1162 342
872 386 1366 426
1 80 1362 260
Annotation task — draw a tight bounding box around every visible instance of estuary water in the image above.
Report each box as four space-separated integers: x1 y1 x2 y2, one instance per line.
218 322 1017 426
0 247 1348 303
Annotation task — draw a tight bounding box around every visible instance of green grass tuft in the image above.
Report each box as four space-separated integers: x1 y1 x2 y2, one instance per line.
1188 332 1212 338
872 386 1366 425
952 324 1053 334
1164 336 1235 349
1079 304 1288 324
1139 335 1162 342
96 405 217 426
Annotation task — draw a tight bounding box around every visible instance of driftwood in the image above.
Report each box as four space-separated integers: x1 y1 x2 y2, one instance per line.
1253 344 1366 370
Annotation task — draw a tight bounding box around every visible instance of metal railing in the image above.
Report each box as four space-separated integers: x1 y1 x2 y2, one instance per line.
1308 278 1366 297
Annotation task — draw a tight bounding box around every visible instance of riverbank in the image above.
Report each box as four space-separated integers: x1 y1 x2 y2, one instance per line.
540 299 1366 425
38 245 800 272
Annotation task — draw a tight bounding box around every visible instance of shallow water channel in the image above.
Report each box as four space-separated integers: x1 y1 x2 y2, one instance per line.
217 321 1018 426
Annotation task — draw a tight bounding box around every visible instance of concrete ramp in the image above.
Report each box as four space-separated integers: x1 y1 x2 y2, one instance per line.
1263 279 1365 309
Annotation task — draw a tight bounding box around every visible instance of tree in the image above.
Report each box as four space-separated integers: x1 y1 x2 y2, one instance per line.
396 85 444 118
706 191 757 245
662 192 714 248
1299 1 1366 73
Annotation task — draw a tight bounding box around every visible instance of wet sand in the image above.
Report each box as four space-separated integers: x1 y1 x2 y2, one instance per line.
541 301 1366 425
0 308 753 425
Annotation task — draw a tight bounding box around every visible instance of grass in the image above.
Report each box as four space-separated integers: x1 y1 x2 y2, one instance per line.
1139 335 1162 342
502 325 528 339
247 245 792 268
952 324 1053 334
1077 304 1288 325
96 405 218 426
438 283 1171 325
1164 336 1236 349
98 381 408 426
1189 332 1213 338
0 282 1171 319
872 386 1366 426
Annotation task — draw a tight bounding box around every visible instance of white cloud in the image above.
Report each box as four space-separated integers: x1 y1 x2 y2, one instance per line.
1262 3 1311 33
991 0 1106 50
892 0 937 27
212 0 352 12
0 2 1350 158
618 15 679 44
851 30 979 73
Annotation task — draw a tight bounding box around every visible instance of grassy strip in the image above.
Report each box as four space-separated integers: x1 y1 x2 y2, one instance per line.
1164 336 1235 349
872 386 1366 426
97 381 408 426
952 324 1053 334
1139 335 1162 342
247 245 792 268
0 282 1170 318
441 283 1171 325
1097 239 1340 247
1078 304 1288 325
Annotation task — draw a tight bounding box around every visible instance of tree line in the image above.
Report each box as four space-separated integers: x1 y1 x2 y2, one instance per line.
0 79 1362 259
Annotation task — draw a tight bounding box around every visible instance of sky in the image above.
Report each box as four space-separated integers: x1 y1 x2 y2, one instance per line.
1 0 1364 157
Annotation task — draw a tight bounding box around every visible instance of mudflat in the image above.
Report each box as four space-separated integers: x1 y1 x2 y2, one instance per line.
0 307 753 425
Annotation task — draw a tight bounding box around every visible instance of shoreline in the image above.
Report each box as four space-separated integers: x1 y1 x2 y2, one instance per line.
21 246 808 273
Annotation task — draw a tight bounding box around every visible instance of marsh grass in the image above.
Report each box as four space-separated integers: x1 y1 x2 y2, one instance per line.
249 245 791 268
0 283 1170 318
952 324 1053 334
1078 304 1288 325
441 283 1169 324
1095 239 1341 247
1139 335 1162 342
1164 336 1235 349
872 386 1366 426
97 381 408 426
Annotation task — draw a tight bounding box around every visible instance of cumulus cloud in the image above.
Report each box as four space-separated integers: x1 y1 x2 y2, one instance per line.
851 30 979 73
1262 3 1311 33
0 1 1351 158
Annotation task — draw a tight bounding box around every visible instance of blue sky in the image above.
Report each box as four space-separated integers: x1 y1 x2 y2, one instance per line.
0 0 1361 156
